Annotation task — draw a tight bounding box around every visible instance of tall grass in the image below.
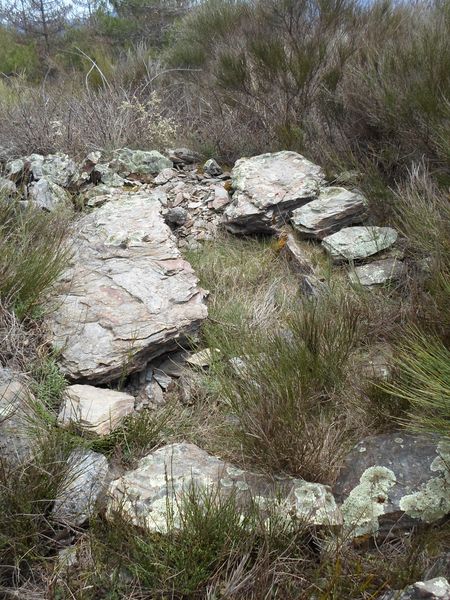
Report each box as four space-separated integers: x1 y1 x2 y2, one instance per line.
0 197 71 319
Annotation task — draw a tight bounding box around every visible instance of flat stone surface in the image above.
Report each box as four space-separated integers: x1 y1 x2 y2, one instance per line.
223 151 324 234
111 148 172 176
349 258 405 286
58 385 135 435
107 442 341 532
322 226 398 262
334 434 450 538
47 190 207 383
53 448 109 526
291 186 367 239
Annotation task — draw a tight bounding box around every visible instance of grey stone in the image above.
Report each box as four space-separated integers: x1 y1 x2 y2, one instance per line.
0 379 45 465
153 369 173 390
53 448 109 526
112 148 172 176
58 385 135 436
223 151 324 234
334 434 450 539
380 578 450 600
107 442 341 532
15 153 77 187
154 168 177 185
91 163 126 188
168 148 201 165
204 159 223 177
0 177 17 196
291 186 367 239
166 207 188 226
146 380 165 408
28 178 72 211
322 226 398 262
46 190 207 383
349 258 405 286
154 351 188 378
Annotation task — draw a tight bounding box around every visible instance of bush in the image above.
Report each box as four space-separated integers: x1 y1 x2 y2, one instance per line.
0 197 71 319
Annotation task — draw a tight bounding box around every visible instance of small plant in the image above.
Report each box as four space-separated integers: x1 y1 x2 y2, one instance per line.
30 353 67 411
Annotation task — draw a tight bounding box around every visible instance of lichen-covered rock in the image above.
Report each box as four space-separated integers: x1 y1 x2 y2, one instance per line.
322 226 398 262
28 177 72 211
58 385 135 435
291 187 367 239
53 448 109 526
6 153 77 187
0 379 44 465
349 258 405 286
46 190 207 383
223 151 324 234
380 577 450 600
107 442 341 532
111 148 172 176
91 163 126 187
334 434 450 539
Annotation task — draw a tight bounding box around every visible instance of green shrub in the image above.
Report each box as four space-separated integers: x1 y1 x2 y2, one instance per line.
0 197 71 319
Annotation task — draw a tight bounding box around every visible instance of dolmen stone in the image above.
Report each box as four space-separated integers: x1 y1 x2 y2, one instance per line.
107 442 341 532
53 448 109 526
58 385 135 436
47 191 207 383
223 151 324 234
322 226 398 262
334 434 450 539
291 187 367 239
349 258 405 286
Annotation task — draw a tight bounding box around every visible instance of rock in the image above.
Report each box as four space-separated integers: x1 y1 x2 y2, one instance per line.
204 159 222 177
209 184 230 210
0 177 17 196
291 187 367 239
168 148 201 165
28 178 72 211
107 442 341 532
0 379 43 465
152 369 173 390
166 207 188 226
154 168 177 185
279 232 326 297
322 226 398 262
91 163 126 187
186 348 219 368
223 151 324 234
146 380 165 408
380 578 450 600
153 351 188 378
334 434 450 539
53 448 109 526
349 258 405 286
6 153 77 187
47 191 207 383
58 385 135 435
112 148 172 176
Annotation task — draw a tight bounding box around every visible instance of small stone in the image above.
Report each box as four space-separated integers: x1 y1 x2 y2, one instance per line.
154 168 177 185
58 385 135 436
146 380 165 407
186 348 220 368
349 258 405 286
153 370 173 390
204 159 223 177
322 226 398 262
166 207 188 226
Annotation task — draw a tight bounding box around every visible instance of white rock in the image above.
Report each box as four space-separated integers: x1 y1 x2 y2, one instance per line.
58 385 135 435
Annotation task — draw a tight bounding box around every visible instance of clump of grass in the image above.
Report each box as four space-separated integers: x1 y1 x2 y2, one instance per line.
384 328 450 439
30 353 67 411
0 197 72 319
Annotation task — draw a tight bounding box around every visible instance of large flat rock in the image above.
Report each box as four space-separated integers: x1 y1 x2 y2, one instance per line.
223 151 324 234
107 442 341 532
334 434 450 539
291 187 367 239
322 226 398 262
47 191 207 383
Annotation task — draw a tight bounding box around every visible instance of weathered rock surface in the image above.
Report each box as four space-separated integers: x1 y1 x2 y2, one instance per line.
47 191 207 383
223 151 324 234
6 153 77 187
322 226 398 262
107 442 341 532
204 159 222 177
111 148 172 176
380 578 450 600
28 177 72 211
167 148 201 165
334 434 450 539
291 187 367 239
0 176 17 196
349 258 405 286
58 385 135 435
53 448 109 526
0 378 43 465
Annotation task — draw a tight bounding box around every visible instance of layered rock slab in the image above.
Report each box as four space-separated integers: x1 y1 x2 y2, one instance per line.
334 434 450 539
223 151 324 234
349 258 405 286
107 442 341 532
47 191 207 383
291 187 367 239
322 226 398 262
